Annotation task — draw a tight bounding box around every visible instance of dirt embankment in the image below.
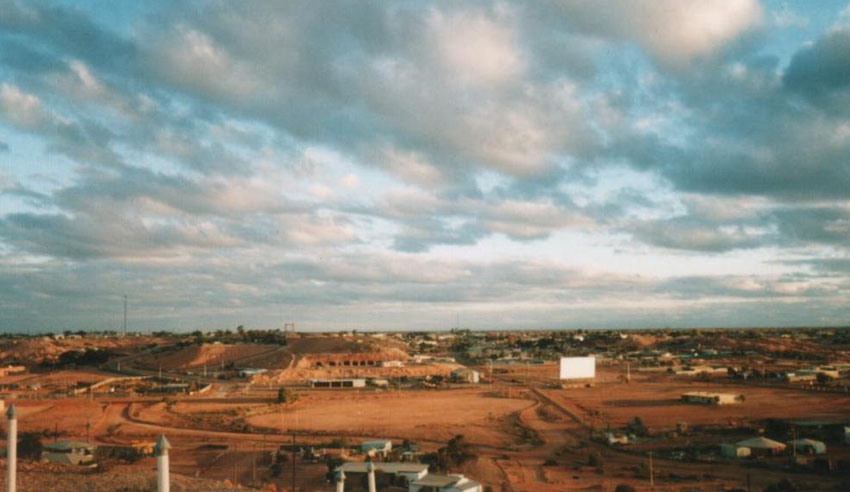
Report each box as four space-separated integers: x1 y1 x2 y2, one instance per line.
255 361 460 383
0 461 241 492
135 343 276 370
0 336 166 366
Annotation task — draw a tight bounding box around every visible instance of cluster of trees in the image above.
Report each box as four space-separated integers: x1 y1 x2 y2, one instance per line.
188 326 288 345
422 434 477 472
41 348 116 368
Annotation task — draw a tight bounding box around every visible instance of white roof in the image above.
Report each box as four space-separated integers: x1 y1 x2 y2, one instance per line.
338 462 428 474
736 437 786 449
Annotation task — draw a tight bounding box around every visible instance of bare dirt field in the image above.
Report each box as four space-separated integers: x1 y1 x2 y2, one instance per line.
542 379 850 431
12 399 105 435
247 388 535 446
0 369 114 387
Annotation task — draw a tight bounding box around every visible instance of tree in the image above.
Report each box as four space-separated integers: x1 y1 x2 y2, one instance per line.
614 485 636 492
191 330 204 345
626 416 648 437
277 387 297 404
19 433 43 460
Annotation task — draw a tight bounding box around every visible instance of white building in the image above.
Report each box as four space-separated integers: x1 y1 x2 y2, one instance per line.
720 443 751 458
451 368 480 384
361 440 392 458
409 473 483 492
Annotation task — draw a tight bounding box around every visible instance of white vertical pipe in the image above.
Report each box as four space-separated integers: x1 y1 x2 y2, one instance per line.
335 469 345 492
367 460 376 492
155 434 171 492
6 405 17 492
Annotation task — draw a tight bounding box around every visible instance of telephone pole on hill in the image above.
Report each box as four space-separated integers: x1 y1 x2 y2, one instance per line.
123 294 127 337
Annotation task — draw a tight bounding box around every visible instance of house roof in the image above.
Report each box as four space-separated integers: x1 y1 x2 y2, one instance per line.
789 438 826 449
411 474 463 487
43 452 75 465
456 479 482 491
361 440 391 448
338 462 429 474
736 437 786 449
43 441 93 452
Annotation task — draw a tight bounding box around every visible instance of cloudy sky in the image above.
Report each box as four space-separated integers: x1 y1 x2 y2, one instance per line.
1 1 849 333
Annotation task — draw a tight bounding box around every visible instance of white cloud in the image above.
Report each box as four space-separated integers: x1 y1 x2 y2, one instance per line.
339 173 360 189
427 7 524 87
0 83 48 129
556 0 764 66
150 24 262 101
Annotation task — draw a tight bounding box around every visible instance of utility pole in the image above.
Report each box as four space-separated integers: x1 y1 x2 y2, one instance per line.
233 460 238 490
123 294 127 337
291 431 296 492
792 426 797 461
649 450 654 487
626 361 631 383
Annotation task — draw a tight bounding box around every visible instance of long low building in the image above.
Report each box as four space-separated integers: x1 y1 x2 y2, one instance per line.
337 462 428 482
681 391 743 405
309 378 366 388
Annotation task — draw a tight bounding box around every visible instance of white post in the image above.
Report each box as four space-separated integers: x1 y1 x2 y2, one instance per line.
335 469 345 492
155 434 171 492
367 460 376 492
6 405 17 492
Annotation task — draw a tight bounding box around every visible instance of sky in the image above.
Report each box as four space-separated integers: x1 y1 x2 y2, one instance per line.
1 0 849 333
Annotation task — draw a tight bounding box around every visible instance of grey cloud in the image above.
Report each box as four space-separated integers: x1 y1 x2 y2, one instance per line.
0 211 240 260
772 206 850 246
631 216 768 252
3 251 845 333
784 26 850 110
0 0 137 74
656 275 840 300
0 164 351 260
392 218 487 253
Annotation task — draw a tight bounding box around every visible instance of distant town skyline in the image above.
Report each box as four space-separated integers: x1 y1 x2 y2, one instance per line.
1 1 849 333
